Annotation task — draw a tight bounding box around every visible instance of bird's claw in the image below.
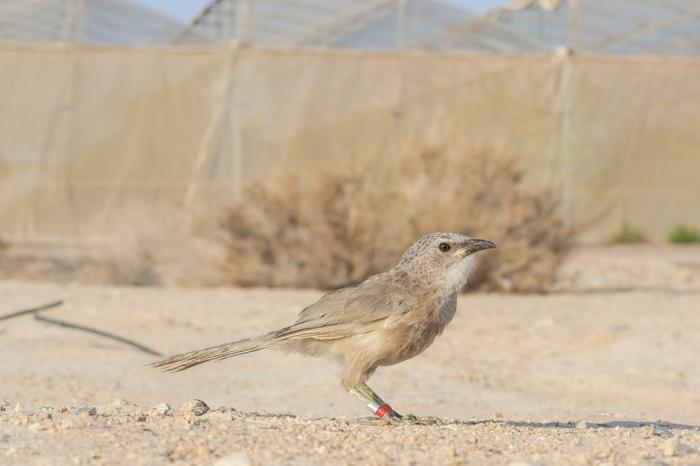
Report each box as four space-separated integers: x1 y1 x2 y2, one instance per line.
377 410 402 424
380 412 443 426
402 414 443 425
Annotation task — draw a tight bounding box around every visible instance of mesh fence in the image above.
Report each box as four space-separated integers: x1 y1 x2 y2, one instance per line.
0 45 699 245
0 0 190 45
3 1 700 58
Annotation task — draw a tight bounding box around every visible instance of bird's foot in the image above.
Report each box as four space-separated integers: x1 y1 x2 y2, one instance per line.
377 410 403 424
398 414 443 425
379 412 443 426
346 383 443 426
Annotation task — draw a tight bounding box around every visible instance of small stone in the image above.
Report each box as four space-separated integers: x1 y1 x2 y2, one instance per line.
110 398 137 408
576 421 592 429
148 403 173 416
106 399 141 416
180 399 210 417
650 424 673 438
70 406 97 416
214 451 251 466
57 415 86 430
0 401 9 412
14 403 31 414
663 437 695 457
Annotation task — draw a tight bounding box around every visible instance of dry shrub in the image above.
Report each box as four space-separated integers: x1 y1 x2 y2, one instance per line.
220 175 399 289
220 147 567 293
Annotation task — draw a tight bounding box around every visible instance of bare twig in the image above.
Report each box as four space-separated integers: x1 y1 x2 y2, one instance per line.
33 314 163 357
0 300 64 322
0 299 162 357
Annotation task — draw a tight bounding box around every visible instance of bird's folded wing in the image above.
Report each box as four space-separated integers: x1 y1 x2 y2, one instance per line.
273 275 407 340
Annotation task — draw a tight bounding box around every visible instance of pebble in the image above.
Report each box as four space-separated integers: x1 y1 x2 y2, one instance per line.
14 403 32 415
663 437 694 457
70 406 97 416
180 399 210 417
650 424 673 438
110 398 138 408
148 403 173 416
0 400 9 411
57 415 87 430
213 451 252 466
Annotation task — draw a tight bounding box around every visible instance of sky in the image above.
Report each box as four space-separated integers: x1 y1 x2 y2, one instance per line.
135 0 507 22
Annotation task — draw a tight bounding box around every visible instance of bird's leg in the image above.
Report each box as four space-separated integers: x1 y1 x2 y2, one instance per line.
347 383 444 425
346 382 402 421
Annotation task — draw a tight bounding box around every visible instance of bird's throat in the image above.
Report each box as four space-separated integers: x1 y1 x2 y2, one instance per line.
443 256 476 293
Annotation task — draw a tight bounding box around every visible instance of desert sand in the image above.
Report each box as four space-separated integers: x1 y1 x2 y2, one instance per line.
1 270 699 465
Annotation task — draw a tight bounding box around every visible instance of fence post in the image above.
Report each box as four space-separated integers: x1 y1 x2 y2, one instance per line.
237 0 252 45
396 0 406 49
568 0 580 53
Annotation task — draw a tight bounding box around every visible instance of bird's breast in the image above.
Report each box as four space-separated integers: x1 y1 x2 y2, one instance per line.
377 292 458 366
433 292 458 331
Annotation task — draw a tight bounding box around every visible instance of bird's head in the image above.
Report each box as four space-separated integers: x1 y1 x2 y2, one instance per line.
395 232 496 293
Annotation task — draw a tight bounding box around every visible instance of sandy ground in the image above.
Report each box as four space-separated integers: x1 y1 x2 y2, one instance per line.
1 276 699 465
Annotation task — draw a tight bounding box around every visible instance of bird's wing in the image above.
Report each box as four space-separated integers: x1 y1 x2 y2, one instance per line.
273 274 408 340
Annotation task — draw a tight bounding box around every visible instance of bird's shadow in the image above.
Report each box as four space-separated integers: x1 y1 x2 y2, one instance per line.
348 417 700 431
226 410 700 431
476 419 699 431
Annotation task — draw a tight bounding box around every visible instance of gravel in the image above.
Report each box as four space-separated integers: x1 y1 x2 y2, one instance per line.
1 401 699 465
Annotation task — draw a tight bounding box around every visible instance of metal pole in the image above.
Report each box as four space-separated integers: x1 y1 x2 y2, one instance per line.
396 0 406 49
60 0 83 43
237 0 252 45
568 0 580 53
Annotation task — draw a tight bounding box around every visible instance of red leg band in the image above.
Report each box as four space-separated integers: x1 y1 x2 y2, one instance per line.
375 404 393 418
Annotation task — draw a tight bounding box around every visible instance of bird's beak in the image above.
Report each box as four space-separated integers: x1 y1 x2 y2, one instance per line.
463 238 496 255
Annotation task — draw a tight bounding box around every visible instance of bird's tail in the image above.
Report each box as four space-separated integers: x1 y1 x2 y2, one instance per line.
150 335 275 373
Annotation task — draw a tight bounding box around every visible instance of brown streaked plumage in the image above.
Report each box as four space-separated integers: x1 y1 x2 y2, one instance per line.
151 232 496 423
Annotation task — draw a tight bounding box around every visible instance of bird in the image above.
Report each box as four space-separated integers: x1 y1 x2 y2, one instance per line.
151 232 496 423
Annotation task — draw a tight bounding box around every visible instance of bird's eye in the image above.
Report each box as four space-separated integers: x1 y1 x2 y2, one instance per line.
439 243 451 252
